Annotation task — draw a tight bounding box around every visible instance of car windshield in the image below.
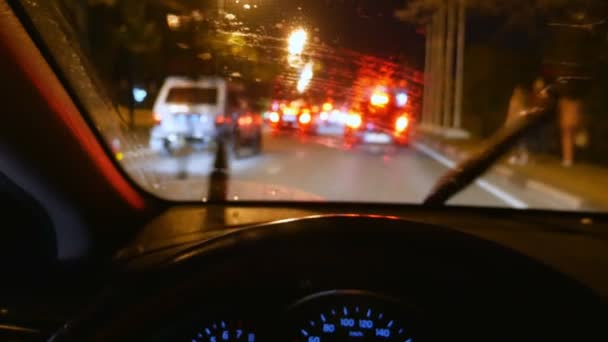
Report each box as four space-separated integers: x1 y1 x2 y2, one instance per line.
16 0 608 210
166 87 218 105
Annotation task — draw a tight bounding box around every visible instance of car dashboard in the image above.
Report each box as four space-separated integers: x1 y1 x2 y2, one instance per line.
47 213 607 342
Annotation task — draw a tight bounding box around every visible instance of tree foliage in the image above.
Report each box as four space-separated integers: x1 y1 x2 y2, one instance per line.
397 0 608 28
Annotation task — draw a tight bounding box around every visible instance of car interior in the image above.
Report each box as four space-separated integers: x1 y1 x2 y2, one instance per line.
1 1 607 341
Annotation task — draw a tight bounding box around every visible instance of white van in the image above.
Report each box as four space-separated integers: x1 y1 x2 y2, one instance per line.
150 77 227 153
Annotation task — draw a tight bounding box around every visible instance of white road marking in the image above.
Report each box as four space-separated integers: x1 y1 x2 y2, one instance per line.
413 142 528 209
475 179 528 209
413 142 456 168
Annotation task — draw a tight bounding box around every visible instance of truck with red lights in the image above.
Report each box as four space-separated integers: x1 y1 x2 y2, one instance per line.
344 88 412 147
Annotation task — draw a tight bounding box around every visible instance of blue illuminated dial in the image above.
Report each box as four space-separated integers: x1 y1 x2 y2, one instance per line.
295 304 413 341
191 320 256 342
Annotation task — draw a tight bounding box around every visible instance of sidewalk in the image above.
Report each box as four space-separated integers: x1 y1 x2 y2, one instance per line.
415 130 608 211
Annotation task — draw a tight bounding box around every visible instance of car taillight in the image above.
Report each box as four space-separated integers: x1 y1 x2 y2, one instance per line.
216 115 226 125
395 115 409 133
346 113 362 129
153 112 162 122
238 115 253 126
299 112 312 125
269 111 280 123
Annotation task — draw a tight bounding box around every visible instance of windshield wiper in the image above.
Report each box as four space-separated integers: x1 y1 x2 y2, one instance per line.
423 83 559 207
206 139 229 226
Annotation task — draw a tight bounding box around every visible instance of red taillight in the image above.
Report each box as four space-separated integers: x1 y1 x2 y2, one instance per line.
395 115 409 133
238 115 253 126
153 112 162 122
269 111 280 123
346 113 362 129
299 112 312 125
215 115 226 125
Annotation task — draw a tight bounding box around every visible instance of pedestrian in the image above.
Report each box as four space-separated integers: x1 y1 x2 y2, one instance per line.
527 77 550 154
558 97 583 167
506 84 529 165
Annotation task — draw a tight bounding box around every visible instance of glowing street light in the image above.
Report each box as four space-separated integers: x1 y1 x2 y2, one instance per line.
297 62 314 93
132 87 147 103
288 28 308 55
166 14 181 29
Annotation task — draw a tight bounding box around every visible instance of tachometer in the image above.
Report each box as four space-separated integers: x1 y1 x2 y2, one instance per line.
290 291 417 341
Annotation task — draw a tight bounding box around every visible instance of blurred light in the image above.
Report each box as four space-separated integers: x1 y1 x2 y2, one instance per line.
198 52 213 60
271 102 279 111
297 62 314 93
269 111 280 123
322 102 333 112
283 107 297 116
371 91 390 107
132 87 147 103
288 28 308 55
191 10 203 21
153 112 162 122
332 109 346 124
115 152 124 161
243 3 251 10
346 113 362 129
215 115 225 124
166 14 181 29
395 115 409 132
238 115 253 126
225 13 236 20
320 112 329 121
169 104 189 113
396 92 408 107
299 112 312 125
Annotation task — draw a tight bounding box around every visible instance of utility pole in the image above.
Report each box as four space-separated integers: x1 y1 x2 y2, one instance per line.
443 0 456 128
453 0 466 129
422 22 433 125
432 2 446 128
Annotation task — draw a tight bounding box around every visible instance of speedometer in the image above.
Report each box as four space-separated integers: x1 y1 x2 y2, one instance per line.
289 291 417 341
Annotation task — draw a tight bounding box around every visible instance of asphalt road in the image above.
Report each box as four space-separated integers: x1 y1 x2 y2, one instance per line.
123 131 573 210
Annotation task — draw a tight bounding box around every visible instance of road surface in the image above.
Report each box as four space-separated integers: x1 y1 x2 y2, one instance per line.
122 131 573 209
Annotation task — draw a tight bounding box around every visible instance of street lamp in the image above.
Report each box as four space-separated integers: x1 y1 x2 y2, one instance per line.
166 14 181 29
288 28 308 56
297 61 314 93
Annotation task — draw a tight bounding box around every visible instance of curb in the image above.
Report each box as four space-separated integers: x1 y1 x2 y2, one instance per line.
415 134 587 210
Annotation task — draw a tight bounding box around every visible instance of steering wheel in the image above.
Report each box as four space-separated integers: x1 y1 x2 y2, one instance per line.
50 215 605 341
